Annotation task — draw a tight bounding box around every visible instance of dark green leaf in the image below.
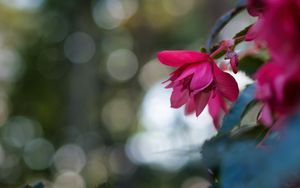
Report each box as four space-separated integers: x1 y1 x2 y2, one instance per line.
219 84 256 134
233 25 252 39
238 55 265 77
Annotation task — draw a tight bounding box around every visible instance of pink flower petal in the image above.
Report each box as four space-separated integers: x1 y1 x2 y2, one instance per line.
170 86 189 108
164 80 181 89
157 50 209 67
274 75 286 102
255 83 272 101
194 92 210 116
258 104 273 127
225 51 239 74
163 67 186 88
184 97 196 115
208 92 227 129
230 57 238 74
168 67 185 81
213 63 239 102
190 62 214 90
175 64 200 82
245 22 260 41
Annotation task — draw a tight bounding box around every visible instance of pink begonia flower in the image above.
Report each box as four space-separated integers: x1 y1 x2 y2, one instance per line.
157 50 239 129
259 0 300 62
245 0 266 41
247 0 300 62
255 62 300 126
247 0 266 17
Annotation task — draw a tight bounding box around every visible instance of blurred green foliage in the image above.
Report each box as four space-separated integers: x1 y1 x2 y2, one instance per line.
0 0 237 187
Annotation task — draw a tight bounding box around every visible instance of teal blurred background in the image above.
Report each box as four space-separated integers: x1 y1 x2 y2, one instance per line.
0 0 248 187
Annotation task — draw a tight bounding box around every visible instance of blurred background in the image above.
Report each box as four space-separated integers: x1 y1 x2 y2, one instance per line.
0 0 253 187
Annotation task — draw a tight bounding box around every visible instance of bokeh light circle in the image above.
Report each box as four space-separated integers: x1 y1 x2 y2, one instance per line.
0 49 22 82
138 59 170 90
64 32 96 64
101 97 134 133
53 144 86 173
23 138 55 170
2 116 40 149
108 146 136 176
0 0 44 11
82 159 108 187
106 49 138 81
92 0 138 29
53 171 85 188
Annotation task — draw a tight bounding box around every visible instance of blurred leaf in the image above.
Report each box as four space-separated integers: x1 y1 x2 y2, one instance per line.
239 55 265 77
206 2 246 51
256 48 271 61
233 25 252 39
219 84 256 134
231 124 268 141
236 0 247 7
233 25 252 46
240 100 258 119
218 110 300 188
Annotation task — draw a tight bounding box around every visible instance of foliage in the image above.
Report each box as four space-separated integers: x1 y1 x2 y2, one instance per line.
0 0 230 188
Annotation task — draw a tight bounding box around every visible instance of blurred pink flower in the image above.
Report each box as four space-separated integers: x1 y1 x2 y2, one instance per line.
247 0 300 62
247 0 300 126
247 0 266 17
157 50 239 128
255 62 300 126
245 0 266 41
260 0 300 62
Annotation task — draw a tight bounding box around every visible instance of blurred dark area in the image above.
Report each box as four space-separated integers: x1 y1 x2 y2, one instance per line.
0 0 237 187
